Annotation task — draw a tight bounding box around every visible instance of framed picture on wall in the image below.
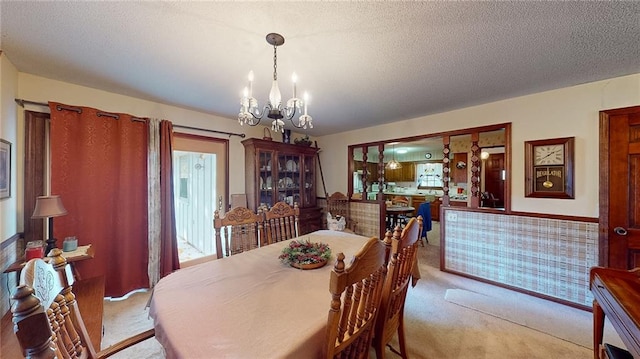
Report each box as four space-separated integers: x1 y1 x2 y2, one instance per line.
0 139 11 199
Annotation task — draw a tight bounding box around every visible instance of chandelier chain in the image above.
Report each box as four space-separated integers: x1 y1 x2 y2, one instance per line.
273 45 278 81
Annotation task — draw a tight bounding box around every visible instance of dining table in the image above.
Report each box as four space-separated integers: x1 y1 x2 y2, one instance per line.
386 205 415 229
149 230 374 359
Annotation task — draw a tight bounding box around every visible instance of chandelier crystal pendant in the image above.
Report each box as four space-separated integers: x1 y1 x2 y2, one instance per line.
238 33 313 133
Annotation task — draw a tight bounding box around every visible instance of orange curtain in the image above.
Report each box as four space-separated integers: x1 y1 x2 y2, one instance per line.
49 102 149 297
159 120 179 276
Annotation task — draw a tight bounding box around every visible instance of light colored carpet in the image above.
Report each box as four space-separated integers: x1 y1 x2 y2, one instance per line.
102 240 624 358
101 290 163 358
444 288 592 348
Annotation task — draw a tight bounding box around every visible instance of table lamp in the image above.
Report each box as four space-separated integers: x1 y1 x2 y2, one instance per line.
32 195 68 255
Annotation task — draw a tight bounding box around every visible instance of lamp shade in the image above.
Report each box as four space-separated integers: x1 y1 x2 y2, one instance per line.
32 195 68 218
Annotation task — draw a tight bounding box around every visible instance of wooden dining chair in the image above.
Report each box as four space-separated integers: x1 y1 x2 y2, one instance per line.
326 191 357 233
373 217 421 359
214 206 264 258
388 195 411 228
263 201 300 244
391 196 410 206
324 237 388 359
11 249 155 359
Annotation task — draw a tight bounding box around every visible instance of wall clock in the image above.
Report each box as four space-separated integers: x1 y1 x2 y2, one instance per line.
425 152 432 159
525 137 574 199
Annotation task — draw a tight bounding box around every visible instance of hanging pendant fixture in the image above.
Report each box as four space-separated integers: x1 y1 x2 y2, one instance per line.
386 143 402 170
238 33 313 133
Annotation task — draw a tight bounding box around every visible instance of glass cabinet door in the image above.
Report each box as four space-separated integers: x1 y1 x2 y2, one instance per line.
277 152 301 207
258 149 275 207
303 154 316 207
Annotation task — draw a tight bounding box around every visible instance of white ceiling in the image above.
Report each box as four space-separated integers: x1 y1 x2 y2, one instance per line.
2 1 639 136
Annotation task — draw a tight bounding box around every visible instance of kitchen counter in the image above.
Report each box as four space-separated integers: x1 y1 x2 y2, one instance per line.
383 191 468 201
383 190 442 197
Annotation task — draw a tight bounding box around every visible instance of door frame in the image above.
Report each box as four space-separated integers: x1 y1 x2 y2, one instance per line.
172 132 229 263
598 105 640 267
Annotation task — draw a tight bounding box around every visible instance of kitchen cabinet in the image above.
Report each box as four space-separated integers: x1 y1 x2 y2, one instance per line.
450 200 467 207
403 163 416 182
242 138 321 235
368 162 381 182
354 161 381 183
385 162 415 182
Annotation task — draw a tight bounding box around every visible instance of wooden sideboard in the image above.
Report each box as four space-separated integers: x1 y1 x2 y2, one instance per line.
590 267 640 359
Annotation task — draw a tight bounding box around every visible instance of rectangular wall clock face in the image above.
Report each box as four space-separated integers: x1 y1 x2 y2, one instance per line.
525 137 574 199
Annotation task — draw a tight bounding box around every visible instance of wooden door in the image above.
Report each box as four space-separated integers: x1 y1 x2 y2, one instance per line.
600 106 640 269
484 153 505 207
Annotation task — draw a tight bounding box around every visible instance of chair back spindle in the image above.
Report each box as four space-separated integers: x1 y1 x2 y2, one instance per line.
264 202 300 244
214 206 264 258
325 237 387 359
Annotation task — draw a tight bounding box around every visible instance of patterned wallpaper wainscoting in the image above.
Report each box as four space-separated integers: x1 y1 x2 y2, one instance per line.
348 202 381 239
443 209 598 308
1 237 22 316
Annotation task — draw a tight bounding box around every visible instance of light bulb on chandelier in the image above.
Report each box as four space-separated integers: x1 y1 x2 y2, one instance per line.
238 33 313 132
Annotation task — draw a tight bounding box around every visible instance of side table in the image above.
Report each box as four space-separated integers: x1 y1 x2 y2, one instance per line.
4 244 94 279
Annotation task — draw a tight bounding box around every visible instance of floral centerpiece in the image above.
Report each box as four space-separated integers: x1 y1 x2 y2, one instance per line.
279 239 332 269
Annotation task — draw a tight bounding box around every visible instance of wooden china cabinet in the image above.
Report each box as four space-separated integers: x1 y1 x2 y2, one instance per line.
242 138 322 235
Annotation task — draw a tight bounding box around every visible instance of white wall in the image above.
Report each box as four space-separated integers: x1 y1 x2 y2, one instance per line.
0 53 19 241
317 74 640 218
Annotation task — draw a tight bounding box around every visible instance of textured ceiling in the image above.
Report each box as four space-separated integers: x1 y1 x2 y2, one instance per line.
1 1 639 136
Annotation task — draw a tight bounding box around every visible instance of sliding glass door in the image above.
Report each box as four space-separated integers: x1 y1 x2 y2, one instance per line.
172 133 228 265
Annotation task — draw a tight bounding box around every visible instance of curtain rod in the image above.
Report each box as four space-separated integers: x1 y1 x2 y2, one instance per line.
15 98 245 137
15 99 48 107
173 125 245 138
16 98 146 123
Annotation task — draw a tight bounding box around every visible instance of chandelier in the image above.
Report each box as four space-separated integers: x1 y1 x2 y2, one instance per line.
238 33 313 133
386 143 402 170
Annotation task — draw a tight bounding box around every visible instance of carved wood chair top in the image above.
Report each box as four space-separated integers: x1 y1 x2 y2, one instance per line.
13 249 154 359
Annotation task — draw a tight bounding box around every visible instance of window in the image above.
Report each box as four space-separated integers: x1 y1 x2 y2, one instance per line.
416 162 443 188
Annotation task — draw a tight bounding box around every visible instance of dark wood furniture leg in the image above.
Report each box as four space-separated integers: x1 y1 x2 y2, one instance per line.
594 299 605 359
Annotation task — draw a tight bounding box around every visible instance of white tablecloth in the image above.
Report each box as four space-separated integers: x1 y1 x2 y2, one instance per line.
149 230 371 359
